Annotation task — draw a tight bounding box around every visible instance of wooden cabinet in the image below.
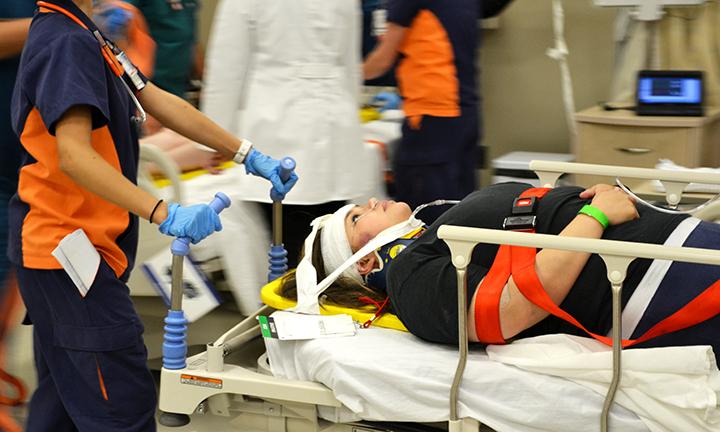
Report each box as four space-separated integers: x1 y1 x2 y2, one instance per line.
574 106 720 188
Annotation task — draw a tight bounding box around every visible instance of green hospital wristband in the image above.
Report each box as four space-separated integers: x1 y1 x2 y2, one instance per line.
578 205 609 229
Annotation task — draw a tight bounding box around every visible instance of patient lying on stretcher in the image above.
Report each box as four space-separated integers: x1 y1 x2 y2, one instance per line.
280 182 720 358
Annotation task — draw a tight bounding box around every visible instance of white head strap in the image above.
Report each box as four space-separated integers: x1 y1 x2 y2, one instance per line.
320 204 362 283
294 206 424 314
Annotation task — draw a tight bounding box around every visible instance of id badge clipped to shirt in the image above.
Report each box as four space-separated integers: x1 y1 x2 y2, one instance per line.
115 51 145 92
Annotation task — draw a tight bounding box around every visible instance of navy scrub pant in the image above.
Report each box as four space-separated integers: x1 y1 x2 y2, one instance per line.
392 107 479 224
17 260 156 432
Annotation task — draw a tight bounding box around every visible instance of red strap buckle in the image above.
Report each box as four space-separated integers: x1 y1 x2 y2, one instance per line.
512 196 538 215
475 187 552 342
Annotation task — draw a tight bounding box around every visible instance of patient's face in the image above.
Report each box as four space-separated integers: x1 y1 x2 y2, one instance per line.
345 198 412 251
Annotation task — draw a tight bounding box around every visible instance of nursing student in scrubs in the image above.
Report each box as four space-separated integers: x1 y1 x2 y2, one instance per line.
363 0 515 224
9 0 297 430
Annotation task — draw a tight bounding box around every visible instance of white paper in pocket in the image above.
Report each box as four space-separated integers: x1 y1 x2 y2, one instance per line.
51 228 101 297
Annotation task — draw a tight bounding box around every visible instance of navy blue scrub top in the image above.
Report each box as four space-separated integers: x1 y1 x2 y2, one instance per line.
0 0 36 192
10 0 146 279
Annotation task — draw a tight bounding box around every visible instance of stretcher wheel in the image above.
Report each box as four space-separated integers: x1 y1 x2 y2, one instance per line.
158 411 190 427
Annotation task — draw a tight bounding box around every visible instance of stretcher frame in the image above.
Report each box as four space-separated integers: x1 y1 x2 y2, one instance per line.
158 161 720 432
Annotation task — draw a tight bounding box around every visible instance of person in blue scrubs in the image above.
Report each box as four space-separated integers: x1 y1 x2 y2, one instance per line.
10 0 297 430
363 0 514 223
0 3 33 430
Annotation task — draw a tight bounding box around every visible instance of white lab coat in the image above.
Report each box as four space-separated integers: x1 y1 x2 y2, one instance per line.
202 0 373 204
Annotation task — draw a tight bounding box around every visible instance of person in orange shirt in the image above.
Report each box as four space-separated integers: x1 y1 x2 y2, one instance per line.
364 0 514 223
9 0 297 430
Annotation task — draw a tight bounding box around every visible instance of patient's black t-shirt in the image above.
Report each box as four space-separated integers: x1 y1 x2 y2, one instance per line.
386 182 688 345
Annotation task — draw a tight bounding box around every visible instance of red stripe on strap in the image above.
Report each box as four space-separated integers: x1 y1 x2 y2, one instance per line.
511 244 720 347
474 246 511 344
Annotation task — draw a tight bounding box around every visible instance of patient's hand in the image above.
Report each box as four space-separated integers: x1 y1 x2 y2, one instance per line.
588 187 639 226
579 184 615 199
204 151 231 174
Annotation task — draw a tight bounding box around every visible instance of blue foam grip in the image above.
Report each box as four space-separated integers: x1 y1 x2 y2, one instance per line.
162 310 188 370
163 192 231 370
170 192 231 257
209 192 231 213
171 238 191 256
279 157 296 183
269 158 294 280
268 244 289 282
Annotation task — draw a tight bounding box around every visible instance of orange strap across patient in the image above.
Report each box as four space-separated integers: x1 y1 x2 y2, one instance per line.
474 187 720 346
474 188 550 344
511 244 720 347
474 246 511 344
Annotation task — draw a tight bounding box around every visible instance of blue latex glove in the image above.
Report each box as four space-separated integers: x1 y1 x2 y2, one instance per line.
158 203 223 244
98 7 131 40
370 91 401 112
244 149 299 201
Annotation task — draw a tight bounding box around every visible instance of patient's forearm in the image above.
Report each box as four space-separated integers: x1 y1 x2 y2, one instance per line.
166 145 219 172
499 215 604 338
534 216 604 302
141 128 189 151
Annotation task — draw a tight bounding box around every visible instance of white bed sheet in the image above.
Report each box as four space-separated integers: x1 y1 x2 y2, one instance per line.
487 335 720 432
265 327 649 432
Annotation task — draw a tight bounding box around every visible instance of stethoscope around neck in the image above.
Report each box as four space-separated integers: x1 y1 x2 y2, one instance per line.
36 1 147 126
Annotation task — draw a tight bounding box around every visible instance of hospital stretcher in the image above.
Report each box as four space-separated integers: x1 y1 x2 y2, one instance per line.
131 136 391 360
155 161 720 432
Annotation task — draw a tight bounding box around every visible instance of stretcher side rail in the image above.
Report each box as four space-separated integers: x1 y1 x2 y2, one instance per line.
138 143 183 204
529 160 720 207
438 225 720 432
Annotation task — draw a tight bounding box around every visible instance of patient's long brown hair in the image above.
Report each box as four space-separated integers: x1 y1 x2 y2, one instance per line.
279 227 392 311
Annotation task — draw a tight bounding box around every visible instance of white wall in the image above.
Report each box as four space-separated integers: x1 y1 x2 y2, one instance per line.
480 0 616 160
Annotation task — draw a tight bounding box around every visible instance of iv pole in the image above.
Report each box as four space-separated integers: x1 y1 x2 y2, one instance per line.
594 0 706 68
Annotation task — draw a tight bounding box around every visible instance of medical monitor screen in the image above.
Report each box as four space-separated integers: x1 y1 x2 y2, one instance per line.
638 77 701 104
636 70 704 116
